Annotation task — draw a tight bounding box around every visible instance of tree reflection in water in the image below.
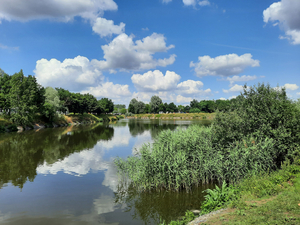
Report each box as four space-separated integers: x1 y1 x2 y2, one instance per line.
0 124 114 189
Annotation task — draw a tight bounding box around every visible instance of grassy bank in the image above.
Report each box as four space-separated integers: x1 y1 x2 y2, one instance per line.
162 162 300 225
127 112 216 120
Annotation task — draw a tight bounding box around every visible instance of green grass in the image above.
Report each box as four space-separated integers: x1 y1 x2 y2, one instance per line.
201 163 300 225
162 163 300 225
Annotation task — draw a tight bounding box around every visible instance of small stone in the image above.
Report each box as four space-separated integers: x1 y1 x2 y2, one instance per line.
191 210 201 215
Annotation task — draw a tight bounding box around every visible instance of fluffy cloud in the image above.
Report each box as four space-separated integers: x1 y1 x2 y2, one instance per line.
274 83 299 91
92 33 176 71
131 70 180 92
82 82 131 100
0 0 117 22
131 69 212 104
34 56 104 92
226 75 257 86
263 0 300 44
183 0 196 6
92 17 125 37
177 80 204 94
176 95 193 103
190 53 260 77
223 84 245 93
198 0 210 6
162 0 210 6
284 83 299 90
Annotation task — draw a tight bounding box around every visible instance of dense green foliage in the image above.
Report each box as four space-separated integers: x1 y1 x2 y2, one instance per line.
127 95 234 115
0 68 115 126
212 83 300 166
8 70 45 125
115 83 300 192
200 181 235 214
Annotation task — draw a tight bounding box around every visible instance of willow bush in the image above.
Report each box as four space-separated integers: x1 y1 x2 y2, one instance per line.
212 83 300 166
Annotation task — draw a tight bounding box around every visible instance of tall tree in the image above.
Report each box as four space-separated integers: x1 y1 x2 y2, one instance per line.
128 98 138 114
43 87 61 121
98 98 114 113
9 71 44 125
0 70 12 114
167 102 178 113
150 95 162 113
190 99 199 109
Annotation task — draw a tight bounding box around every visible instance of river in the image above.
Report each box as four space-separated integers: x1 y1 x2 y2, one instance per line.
0 119 214 225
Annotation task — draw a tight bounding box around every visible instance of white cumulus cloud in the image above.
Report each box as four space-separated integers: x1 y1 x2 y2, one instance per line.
91 33 176 71
34 56 104 92
177 80 204 94
92 17 125 37
0 0 117 22
284 83 299 90
183 0 196 6
176 95 193 103
274 83 299 92
199 0 210 6
190 53 260 77
131 70 180 92
130 70 212 104
263 0 300 44
162 0 210 7
82 82 132 99
223 84 245 93
226 75 257 86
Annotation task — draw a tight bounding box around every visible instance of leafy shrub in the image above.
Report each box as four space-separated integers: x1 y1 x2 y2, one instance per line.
160 210 195 225
189 108 200 113
212 83 300 166
201 181 235 214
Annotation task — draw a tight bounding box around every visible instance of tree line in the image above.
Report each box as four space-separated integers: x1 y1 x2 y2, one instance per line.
0 69 114 125
128 95 235 114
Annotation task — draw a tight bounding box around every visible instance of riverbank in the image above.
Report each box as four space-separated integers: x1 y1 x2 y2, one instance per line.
0 113 124 133
164 163 300 225
126 112 216 120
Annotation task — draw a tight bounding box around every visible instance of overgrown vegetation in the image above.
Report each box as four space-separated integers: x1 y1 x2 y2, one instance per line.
160 211 196 225
162 162 300 225
115 83 300 191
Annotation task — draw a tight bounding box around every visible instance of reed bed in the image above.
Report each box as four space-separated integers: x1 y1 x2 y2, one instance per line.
115 125 276 191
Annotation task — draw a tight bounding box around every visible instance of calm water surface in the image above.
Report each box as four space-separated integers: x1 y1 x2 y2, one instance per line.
0 119 214 225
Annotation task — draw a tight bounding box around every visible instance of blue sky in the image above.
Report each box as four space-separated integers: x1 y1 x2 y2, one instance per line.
0 0 299 105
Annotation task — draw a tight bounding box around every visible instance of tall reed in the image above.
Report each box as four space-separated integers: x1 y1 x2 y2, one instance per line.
115 125 275 191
